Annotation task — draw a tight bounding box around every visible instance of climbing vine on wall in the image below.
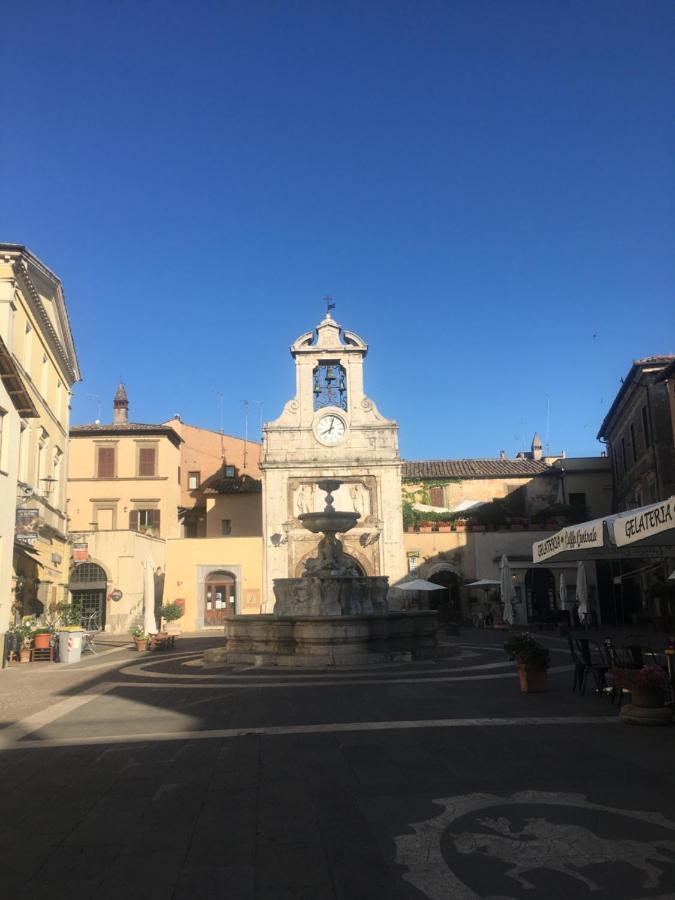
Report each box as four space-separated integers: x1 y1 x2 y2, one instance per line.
401 478 462 527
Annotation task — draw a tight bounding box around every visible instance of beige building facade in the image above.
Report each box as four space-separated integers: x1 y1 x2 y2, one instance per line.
261 313 406 609
163 416 261 537
164 536 263 629
68 386 182 540
0 244 80 643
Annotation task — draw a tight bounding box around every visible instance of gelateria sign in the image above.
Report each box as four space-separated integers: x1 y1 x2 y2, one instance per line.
533 519 604 563
613 496 675 548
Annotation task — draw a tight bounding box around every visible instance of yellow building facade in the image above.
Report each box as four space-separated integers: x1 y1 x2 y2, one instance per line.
0 244 80 642
68 386 182 539
164 536 264 629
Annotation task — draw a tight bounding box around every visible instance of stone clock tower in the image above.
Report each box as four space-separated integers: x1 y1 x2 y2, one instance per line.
260 311 406 609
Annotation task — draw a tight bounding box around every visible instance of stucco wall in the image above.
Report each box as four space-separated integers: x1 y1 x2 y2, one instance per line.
68 434 181 537
164 536 263 628
69 530 166 635
206 493 262 537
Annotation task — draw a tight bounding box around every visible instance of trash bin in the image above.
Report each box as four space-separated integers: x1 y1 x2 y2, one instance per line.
58 630 83 664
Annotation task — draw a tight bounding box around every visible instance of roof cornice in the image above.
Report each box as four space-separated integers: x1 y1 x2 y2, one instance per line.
7 248 81 386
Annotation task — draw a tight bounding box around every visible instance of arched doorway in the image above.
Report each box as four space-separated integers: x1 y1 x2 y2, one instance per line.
204 570 236 625
524 568 556 623
69 562 108 628
428 568 462 623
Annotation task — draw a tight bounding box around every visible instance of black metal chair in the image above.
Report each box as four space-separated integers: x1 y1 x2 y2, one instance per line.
574 637 609 695
567 635 586 692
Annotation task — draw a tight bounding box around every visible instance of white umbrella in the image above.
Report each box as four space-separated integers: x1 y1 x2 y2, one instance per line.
394 578 446 592
466 579 501 590
558 572 567 612
143 556 158 635
576 561 589 624
500 554 515 625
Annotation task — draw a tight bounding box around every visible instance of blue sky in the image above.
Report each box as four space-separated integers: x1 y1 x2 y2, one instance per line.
2 0 673 460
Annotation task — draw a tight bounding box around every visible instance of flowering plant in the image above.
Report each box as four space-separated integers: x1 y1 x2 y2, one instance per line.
504 633 550 668
633 666 669 691
131 627 147 639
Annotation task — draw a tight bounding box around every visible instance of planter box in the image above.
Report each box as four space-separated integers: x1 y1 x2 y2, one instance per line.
419 527 432 533
438 525 451 533
517 665 548 693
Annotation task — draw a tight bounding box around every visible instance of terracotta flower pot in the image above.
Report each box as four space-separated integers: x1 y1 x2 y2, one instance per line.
34 633 52 650
133 638 148 652
631 685 666 708
19 648 31 663
517 665 548 693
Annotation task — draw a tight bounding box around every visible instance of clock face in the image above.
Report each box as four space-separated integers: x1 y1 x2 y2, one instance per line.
317 414 346 445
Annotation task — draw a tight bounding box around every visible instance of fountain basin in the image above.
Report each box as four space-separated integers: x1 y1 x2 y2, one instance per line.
204 610 440 668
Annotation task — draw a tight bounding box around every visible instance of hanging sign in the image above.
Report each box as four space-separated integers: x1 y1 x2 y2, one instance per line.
15 508 39 544
72 542 89 561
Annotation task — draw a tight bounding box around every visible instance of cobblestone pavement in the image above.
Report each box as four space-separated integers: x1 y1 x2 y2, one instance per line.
1 630 674 899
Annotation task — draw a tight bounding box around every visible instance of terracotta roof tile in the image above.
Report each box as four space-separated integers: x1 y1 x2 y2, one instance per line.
402 459 551 479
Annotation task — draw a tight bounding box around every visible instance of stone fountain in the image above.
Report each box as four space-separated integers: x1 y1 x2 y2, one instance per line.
206 480 438 667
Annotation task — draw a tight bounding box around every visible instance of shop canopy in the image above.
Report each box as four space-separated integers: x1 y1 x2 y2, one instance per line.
532 496 675 564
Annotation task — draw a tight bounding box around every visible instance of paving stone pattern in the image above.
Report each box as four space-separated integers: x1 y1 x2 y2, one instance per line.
0 632 674 899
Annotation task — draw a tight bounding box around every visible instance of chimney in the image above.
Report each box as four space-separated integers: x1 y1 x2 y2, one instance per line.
113 383 129 425
499 449 506 460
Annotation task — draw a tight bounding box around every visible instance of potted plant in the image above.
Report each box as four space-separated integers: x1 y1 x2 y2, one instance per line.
131 627 148 651
504 633 550 693
630 666 670 708
159 602 183 636
18 620 35 662
33 626 54 650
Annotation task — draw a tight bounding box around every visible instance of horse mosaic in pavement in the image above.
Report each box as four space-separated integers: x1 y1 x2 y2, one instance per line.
394 791 675 900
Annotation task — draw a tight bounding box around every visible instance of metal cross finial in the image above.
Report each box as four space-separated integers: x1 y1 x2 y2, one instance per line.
324 295 335 316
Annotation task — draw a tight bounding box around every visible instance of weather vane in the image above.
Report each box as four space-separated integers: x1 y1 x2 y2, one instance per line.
324 295 335 316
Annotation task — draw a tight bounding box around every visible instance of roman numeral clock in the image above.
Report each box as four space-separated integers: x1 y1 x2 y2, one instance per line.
260 309 406 609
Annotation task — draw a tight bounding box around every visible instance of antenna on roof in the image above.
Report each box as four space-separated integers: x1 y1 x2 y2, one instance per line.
545 394 550 455
243 400 249 470
86 392 101 423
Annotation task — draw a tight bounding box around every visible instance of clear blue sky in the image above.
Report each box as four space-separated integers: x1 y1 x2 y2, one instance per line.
2 0 673 460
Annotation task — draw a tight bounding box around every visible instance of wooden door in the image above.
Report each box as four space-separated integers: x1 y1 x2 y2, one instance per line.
204 581 235 625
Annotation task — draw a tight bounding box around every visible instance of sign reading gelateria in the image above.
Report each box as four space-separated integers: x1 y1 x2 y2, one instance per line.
613 496 675 547
533 519 604 563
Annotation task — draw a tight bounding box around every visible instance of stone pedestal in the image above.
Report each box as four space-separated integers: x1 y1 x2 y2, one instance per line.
273 575 389 616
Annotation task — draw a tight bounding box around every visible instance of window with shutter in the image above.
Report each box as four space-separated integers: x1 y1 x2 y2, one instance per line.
97 447 115 478
429 486 445 507
138 447 156 476
129 509 139 531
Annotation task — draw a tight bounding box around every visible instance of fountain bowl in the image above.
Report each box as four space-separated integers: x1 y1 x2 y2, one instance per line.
299 510 360 534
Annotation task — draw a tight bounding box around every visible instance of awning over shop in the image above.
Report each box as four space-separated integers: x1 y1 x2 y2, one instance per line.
532 497 675 564
611 496 675 548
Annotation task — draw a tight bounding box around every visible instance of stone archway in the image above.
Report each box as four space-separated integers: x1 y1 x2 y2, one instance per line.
426 564 463 623
69 561 109 628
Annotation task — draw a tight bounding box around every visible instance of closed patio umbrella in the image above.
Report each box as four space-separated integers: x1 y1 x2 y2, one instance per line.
500 554 515 625
576 561 589 624
558 572 567 612
143 556 158 636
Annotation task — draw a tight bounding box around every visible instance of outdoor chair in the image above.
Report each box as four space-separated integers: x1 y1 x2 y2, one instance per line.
566 635 586 692
574 637 609 695
81 612 101 655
